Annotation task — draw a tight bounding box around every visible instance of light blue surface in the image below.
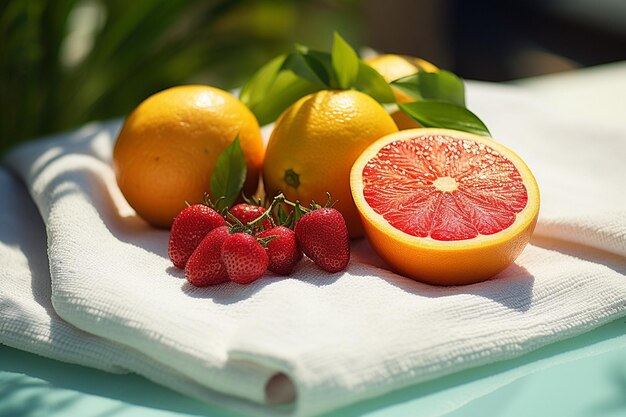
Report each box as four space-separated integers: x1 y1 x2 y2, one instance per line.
2 318 625 417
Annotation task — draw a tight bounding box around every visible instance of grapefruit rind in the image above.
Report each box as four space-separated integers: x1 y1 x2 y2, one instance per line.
350 128 540 285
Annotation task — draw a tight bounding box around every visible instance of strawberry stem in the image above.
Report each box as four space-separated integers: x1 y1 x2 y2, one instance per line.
225 211 249 234
324 192 334 208
232 192 337 232
241 193 265 208
242 194 290 230
202 193 229 215
275 194 311 213
256 234 279 248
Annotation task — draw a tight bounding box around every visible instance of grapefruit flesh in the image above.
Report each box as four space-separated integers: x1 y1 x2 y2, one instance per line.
362 134 528 240
351 128 540 285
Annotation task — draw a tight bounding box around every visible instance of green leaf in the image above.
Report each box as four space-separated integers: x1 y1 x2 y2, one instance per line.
331 32 359 89
248 72 320 126
353 62 395 103
305 49 336 87
294 43 309 54
210 136 247 210
392 70 465 107
399 101 491 137
240 54 287 107
390 73 421 101
240 50 328 125
283 52 328 87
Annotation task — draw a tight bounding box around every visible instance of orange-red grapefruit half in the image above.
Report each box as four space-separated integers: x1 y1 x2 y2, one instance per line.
350 128 540 285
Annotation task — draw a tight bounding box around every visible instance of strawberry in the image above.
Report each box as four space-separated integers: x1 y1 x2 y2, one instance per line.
185 226 230 286
295 208 350 273
221 233 268 284
168 204 226 269
258 226 301 275
229 204 272 231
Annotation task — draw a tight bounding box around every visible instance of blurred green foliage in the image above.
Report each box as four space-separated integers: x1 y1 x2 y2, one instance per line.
0 0 361 154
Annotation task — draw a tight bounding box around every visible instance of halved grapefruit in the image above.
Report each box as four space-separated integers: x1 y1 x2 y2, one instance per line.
350 128 540 286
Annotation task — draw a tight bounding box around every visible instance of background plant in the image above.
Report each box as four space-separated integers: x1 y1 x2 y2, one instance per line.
3 0 621 153
0 0 361 154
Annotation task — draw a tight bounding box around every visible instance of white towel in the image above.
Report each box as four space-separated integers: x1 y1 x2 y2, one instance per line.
0 168 295 414
1 82 625 417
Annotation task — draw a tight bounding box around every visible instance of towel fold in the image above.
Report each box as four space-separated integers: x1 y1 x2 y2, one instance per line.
1 81 625 417
0 168 297 414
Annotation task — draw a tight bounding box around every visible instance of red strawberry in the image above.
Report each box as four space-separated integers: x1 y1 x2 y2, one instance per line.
221 233 268 284
294 208 350 273
185 226 230 287
229 204 272 231
258 226 301 275
168 204 226 269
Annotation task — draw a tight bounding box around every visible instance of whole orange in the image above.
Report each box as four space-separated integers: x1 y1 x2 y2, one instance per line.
365 54 439 130
263 90 398 238
113 85 264 228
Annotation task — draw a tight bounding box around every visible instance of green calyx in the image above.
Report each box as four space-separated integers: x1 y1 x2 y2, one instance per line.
284 169 300 189
273 192 335 225
221 191 338 235
225 210 278 248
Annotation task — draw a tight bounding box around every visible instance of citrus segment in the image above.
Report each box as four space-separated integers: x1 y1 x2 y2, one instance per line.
351 128 540 285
